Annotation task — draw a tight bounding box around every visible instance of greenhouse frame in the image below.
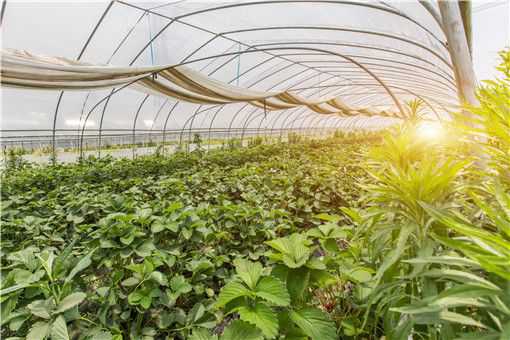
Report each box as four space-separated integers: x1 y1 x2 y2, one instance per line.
1 0 475 160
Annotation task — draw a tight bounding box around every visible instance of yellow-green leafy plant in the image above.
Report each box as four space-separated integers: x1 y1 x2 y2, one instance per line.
394 49 510 339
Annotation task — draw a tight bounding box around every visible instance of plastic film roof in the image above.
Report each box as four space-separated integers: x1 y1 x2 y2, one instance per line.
1 1 458 141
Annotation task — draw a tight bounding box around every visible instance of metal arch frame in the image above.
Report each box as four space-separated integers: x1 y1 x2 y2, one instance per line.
131 94 151 157
122 0 448 49
220 68 339 142
214 26 452 70
317 71 456 101
215 51 456 100
265 84 348 134
306 63 456 93
88 42 452 150
59 1 456 154
302 66 455 98
248 79 443 138
207 71 340 146
71 6 451 154
51 0 115 162
94 32 355 156
249 41 454 81
227 71 353 143
295 82 453 113
103 10 390 142
280 55 456 91
180 62 301 147
240 77 348 142
17 0 454 160
77 45 409 154
108 1 448 133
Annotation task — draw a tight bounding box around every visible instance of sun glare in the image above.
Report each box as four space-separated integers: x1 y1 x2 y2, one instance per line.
416 122 443 142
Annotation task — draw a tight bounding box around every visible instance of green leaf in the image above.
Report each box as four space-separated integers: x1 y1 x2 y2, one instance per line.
374 224 412 285
289 307 337 340
28 299 55 319
170 275 193 295
26 321 50 340
188 303 206 324
150 271 169 286
403 256 480 268
221 320 264 340
135 240 155 257
234 258 262 290
50 315 69 340
237 302 278 339
421 269 501 291
389 317 413 340
345 267 373 283
439 310 487 329
65 250 94 283
190 328 218 340
254 276 290 306
37 251 56 281
0 283 30 296
287 267 310 302
266 234 311 268
8 313 29 331
121 277 140 287
216 281 252 308
314 214 341 223
501 320 510 339
56 292 86 313
89 330 113 340
151 221 166 234
140 295 152 309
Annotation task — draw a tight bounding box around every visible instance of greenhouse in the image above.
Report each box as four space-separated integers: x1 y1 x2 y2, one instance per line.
1 0 509 339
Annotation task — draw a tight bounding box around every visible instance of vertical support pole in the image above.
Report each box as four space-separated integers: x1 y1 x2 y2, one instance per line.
459 0 472 58
236 43 241 86
1 0 7 27
438 1 478 107
132 95 150 159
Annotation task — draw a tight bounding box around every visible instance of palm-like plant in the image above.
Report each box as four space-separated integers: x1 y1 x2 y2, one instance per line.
405 98 426 124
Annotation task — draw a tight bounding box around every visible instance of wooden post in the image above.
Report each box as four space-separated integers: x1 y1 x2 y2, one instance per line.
438 1 478 107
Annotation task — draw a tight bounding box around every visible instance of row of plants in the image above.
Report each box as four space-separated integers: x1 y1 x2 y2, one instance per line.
1 131 373 339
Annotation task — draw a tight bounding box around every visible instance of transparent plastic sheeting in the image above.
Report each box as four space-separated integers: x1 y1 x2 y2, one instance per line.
1 0 458 149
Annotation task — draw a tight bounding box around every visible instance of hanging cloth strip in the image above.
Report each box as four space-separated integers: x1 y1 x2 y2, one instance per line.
1 49 399 118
